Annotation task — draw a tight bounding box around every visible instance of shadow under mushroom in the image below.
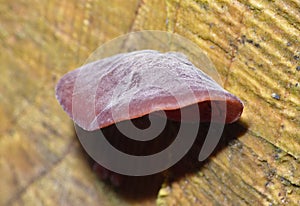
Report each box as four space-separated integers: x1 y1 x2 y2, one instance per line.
78 115 248 202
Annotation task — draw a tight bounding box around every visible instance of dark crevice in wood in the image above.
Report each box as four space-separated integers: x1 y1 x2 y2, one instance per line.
128 0 144 32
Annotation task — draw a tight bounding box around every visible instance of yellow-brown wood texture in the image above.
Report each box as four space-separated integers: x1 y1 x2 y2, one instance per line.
0 0 299 205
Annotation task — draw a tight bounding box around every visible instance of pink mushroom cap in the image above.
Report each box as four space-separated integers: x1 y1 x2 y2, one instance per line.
55 50 243 131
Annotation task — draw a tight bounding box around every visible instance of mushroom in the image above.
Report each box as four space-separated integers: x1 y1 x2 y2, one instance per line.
56 50 243 131
55 50 244 185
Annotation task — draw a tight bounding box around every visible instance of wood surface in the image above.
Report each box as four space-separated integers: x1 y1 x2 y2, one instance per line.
0 0 299 205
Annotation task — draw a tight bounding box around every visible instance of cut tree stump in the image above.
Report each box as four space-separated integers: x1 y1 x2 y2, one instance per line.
0 0 299 205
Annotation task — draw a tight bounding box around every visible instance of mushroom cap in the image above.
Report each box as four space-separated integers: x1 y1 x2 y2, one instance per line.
55 50 243 131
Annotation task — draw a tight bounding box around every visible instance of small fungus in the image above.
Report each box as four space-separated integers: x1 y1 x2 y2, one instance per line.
55 50 244 185
56 50 243 131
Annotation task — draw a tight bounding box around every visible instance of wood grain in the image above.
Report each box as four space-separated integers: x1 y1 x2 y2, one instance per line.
0 0 299 205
